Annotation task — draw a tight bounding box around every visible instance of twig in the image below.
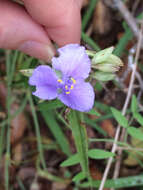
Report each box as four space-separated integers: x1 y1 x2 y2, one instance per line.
117 146 143 152
132 0 140 16
98 20 143 190
113 0 140 39
112 21 143 185
104 0 143 46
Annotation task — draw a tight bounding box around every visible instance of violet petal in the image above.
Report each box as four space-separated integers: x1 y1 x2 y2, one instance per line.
29 65 58 100
33 85 58 100
52 44 91 79
58 81 95 112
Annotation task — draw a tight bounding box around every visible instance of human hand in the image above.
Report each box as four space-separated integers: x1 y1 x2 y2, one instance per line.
0 0 82 61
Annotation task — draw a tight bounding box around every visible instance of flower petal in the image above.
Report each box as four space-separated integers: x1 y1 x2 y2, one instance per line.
29 65 58 100
58 81 95 112
33 85 58 100
52 44 91 79
29 65 58 86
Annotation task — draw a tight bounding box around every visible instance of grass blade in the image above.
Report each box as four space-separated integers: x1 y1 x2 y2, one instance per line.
41 110 71 156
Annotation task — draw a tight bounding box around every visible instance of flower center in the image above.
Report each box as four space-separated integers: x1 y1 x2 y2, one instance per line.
57 77 76 95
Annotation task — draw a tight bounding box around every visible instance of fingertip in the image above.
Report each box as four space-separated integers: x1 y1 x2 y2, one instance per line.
18 41 56 62
0 0 56 61
22 0 82 46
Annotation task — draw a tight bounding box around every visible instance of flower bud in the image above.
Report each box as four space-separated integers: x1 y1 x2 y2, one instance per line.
91 47 123 73
92 47 114 64
20 69 34 77
93 71 115 81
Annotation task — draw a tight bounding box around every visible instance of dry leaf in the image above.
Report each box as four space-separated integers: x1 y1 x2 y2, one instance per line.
93 0 112 35
52 182 68 190
90 164 109 190
0 82 27 145
12 143 22 164
11 103 27 145
101 119 115 138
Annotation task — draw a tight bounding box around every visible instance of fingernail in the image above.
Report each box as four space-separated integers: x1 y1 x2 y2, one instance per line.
18 41 55 61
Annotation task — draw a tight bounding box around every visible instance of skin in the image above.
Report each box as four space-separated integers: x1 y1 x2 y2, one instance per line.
0 0 83 61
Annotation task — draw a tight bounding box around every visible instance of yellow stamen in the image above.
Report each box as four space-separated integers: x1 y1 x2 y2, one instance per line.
71 77 76 84
57 79 62 83
66 91 70 94
65 85 68 90
70 85 74 90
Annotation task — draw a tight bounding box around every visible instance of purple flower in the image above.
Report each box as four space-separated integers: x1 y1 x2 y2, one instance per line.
29 44 95 112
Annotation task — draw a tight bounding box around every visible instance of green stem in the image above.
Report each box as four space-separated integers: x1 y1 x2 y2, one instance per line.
68 110 91 181
28 91 46 169
82 32 100 51
82 0 98 31
5 51 13 190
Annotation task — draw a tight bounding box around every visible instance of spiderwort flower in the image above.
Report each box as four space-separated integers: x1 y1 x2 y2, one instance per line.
29 44 95 112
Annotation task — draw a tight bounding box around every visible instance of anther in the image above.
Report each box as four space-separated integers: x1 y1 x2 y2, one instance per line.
71 77 76 84
57 79 62 83
66 91 70 94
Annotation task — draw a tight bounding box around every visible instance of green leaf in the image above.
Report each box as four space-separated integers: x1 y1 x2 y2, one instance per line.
38 99 64 111
85 116 107 136
131 95 143 125
20 69 34 77
72 172 86 182
80 175 143 188
111 107 128 128
68 111 90 179
124 134 143 167
94 102 110 113
88 149 114 159
127 127 143 141
134 112 143 126
131 95 137 114
87 109 101 116
60 154 80 167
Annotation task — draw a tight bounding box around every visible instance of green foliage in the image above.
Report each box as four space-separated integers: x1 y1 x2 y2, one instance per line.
28 92 46 169
61 148 114 167
20 69 34 77
60 154 80 167
80 175 143 188
85 116 107 136
88 149 115 159
41 110 71 156
111 107 128 128
131 95 143 125
82 0 98 31
68 111 90 179
131 95 138 114
127 127 143 141
87 108 101 116
38 99 64 110
73 172 86 182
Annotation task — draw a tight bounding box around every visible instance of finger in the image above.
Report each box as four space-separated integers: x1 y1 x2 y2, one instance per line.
22 0 82 46
0 0 55 61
